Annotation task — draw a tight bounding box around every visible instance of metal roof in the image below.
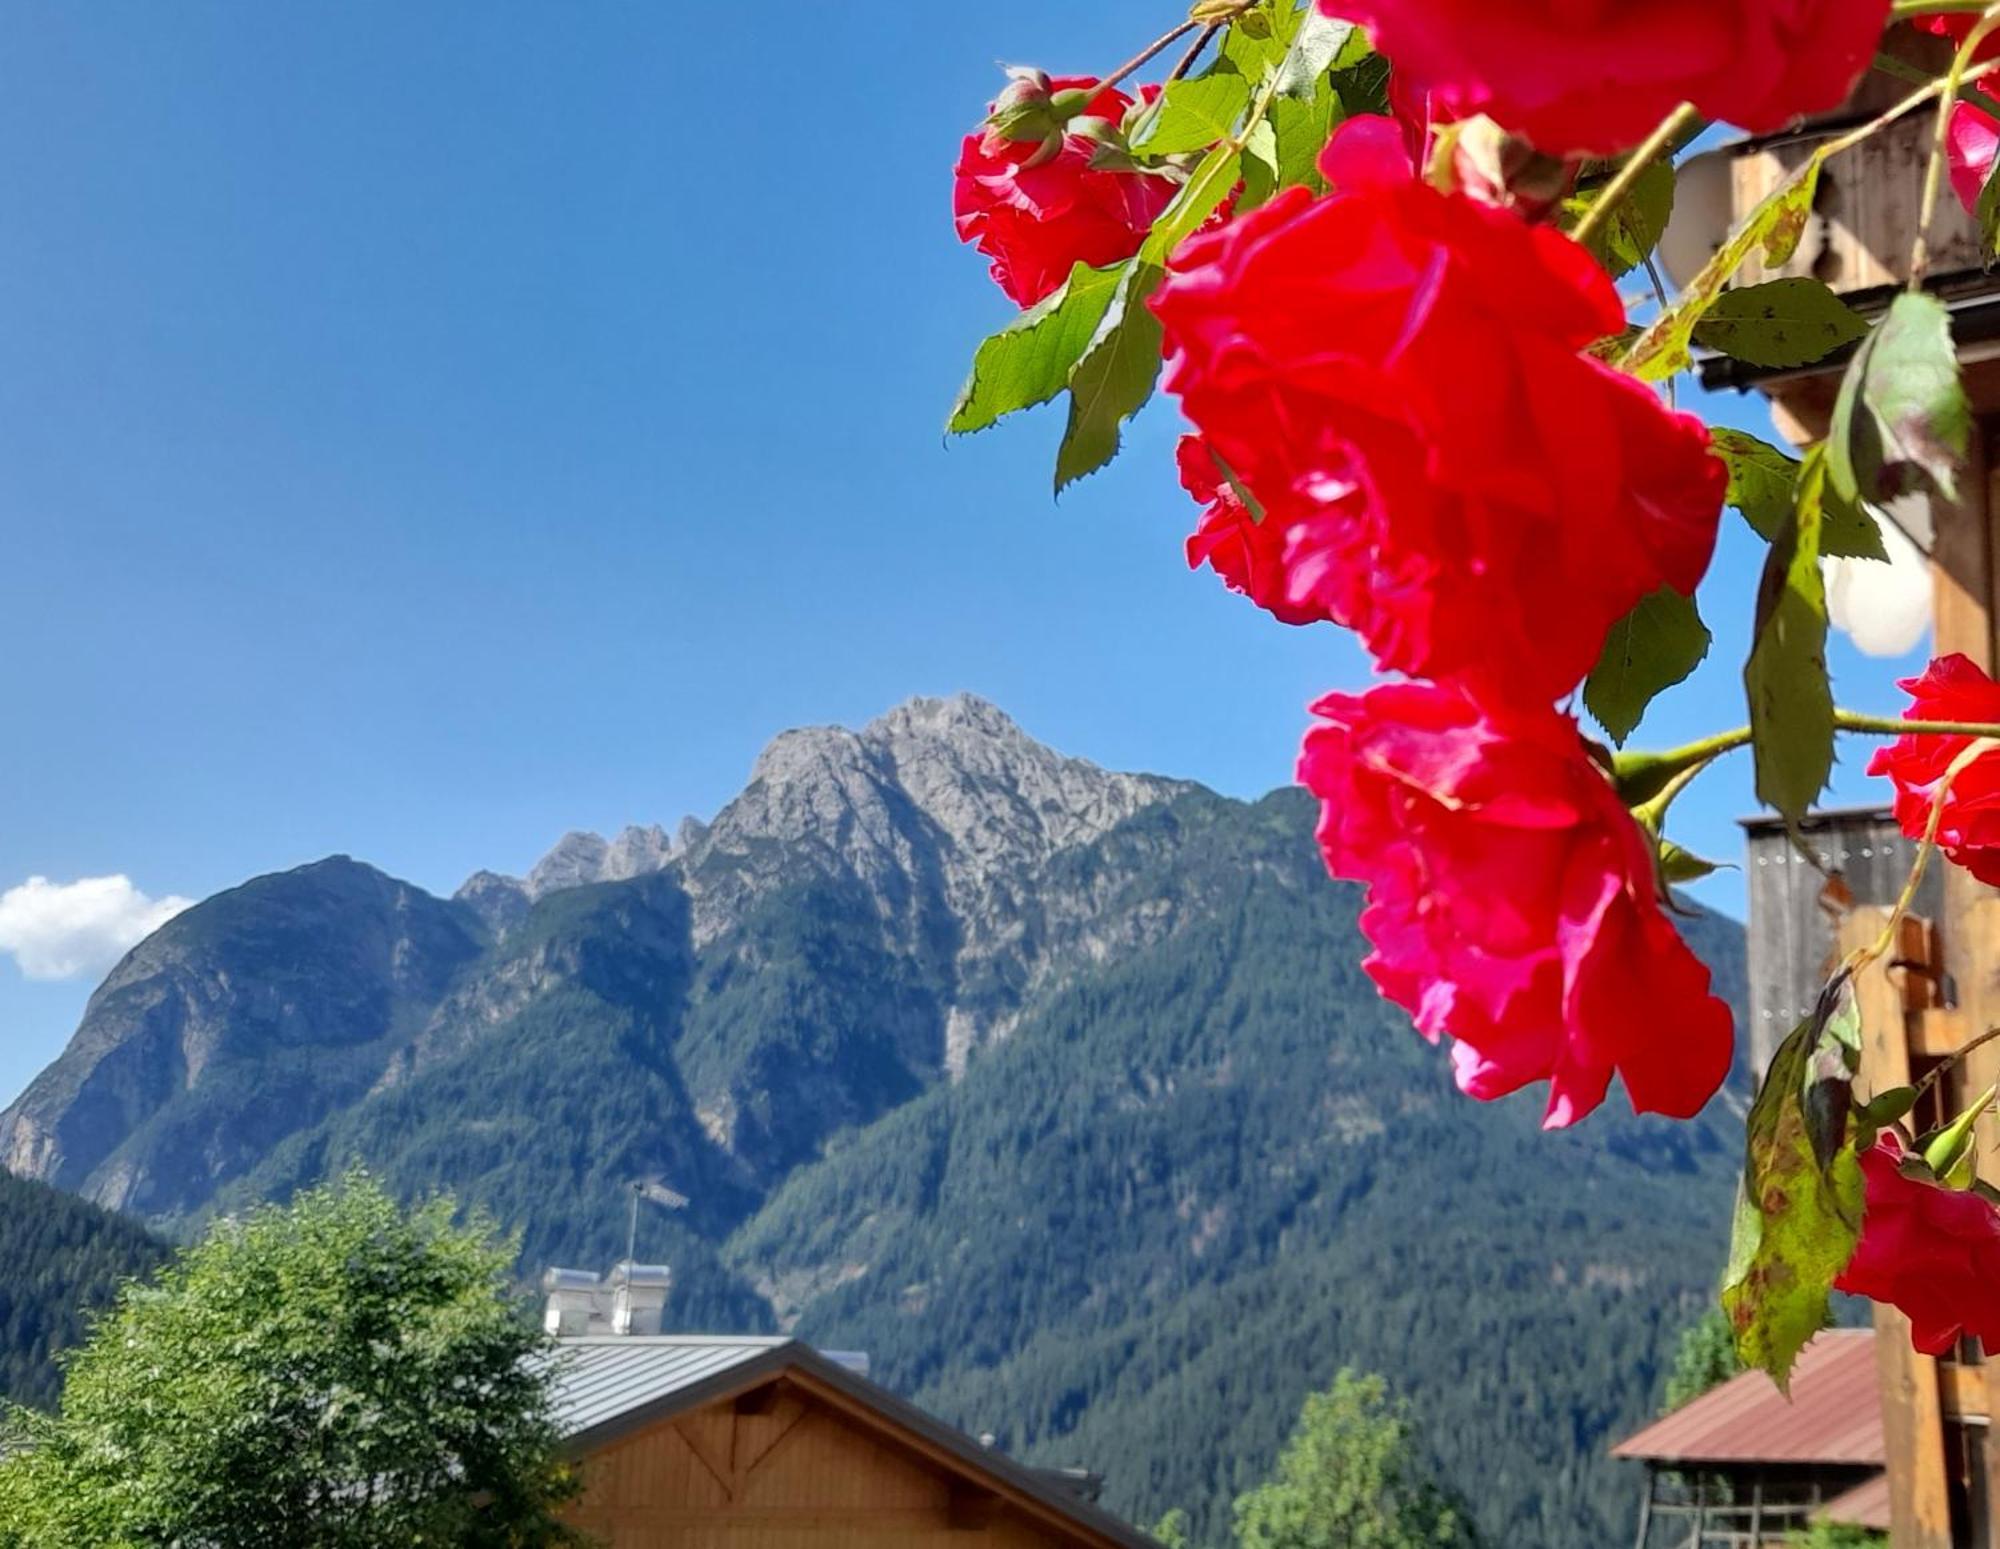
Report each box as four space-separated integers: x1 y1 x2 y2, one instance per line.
1612 1329 1883 1466
545 1335 791 1440
1820 1472 1893 1531
538 1335 1160 1549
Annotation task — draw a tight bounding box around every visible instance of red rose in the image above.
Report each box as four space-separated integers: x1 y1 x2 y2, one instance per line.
1179 436 1321 626
1296 681 1735 1128
1948 103 2000 214
1316 0 1891 155
1867 654 2000 885
1917 14 2000 57
953 75 1179 308
1836 1133 2000 1354
1152 118 1724 703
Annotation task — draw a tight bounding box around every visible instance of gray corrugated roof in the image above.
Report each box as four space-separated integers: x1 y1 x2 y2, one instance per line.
544 1335 789 1439
536 1334 1159 1549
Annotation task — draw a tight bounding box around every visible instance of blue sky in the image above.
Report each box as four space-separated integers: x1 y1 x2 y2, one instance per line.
0 2 1929 1103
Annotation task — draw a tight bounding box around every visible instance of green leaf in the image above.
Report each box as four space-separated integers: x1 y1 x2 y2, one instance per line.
1855 1085 1919 1131
1220 0 1299 81
1269 88 1340 194
1239 118 1280 210
948 262 1124 435
1276 11 1356 97
1139 140 1243 267
1658 839 1726 885
1130 74 1251 156
1712 428 1799 541
1566 159 1675 280
1820 479 1890 562
1744 446 1836 825
1623 156 1824 382
1584 587 1711 746
1056 276 1165 493
1054 145 1242 491
1328 49 1390 118
1693 278 1869 370
1721 985 1866 1389
1828 289 1971 511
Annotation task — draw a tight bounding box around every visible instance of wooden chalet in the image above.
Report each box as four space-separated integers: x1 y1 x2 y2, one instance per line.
1669 21 2000 1548
1613 1329 1887 1547
542 1331 1158 1549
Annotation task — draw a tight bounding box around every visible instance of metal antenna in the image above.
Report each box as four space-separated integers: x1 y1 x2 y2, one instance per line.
624 1178 689 1267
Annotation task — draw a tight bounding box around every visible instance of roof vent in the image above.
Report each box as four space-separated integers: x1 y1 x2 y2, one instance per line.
610 1262 672 1337
541 1268 604 1338
542 1262 672 1338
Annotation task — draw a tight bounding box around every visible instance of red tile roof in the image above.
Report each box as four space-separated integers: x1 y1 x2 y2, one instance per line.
1611 1329 1883 1466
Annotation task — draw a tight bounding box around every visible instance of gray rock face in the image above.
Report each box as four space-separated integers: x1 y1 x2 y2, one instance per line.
455 825 682 939
1 695 1195 1214
0 858 485 1213
680 694 1192 1075
455 870 531 936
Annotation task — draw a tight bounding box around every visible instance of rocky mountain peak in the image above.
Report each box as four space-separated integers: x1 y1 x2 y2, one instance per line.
449 695 1196 1051
729 692 1189 877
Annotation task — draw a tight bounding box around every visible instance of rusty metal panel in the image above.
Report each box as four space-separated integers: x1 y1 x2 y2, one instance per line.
1612 1328 1881 1466
1741 808 1940 1076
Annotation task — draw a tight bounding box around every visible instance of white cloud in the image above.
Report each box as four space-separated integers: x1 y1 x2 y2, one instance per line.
0 876 194 981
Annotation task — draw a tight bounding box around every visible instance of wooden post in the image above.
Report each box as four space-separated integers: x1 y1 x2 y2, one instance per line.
1933 430 2000 1548
1846 908 1956 1549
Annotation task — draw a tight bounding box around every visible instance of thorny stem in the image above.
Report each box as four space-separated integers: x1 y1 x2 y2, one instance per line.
1098 3 1256 96
1848 738 2000 973
1818 55 2000 163
1893 0 1994 15
1614 59 2000 377
1629 710 2000 783
1914 1024 2000 1101
1168 22 1222 83
1836 709 2000 737
1873 49 1999 112
1569 103 1703 250
1098 21 1203 96
1911 6 2000 290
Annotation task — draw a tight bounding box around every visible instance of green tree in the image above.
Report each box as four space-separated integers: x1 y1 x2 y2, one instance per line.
0 1172 579 1548
1664 1310 1744 1412
1233 1371 1480 1549
1790 1525 1887 1549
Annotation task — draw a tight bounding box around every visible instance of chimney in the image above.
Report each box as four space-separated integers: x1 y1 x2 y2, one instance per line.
542 1268 605 1337
610 1262 672 1336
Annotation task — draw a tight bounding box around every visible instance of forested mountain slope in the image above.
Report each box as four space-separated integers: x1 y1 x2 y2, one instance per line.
0 696 1747 1545
0 1170 165 1408
729 789 1745 1546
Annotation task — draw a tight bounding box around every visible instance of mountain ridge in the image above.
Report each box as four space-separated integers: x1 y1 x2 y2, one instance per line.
0 693 1748 1546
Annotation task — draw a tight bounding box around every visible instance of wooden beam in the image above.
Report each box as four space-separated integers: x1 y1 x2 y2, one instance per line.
1847 908 1955 1549
779 1367 1133 1549
1943 1363 1990 1425
1912 1008 1967 1058
1953 899 2000 1194
672 1416 736 1501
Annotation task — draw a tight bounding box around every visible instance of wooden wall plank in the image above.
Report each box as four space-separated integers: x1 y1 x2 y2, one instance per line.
560 1387 1098 1548
1847 908 1955 1549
